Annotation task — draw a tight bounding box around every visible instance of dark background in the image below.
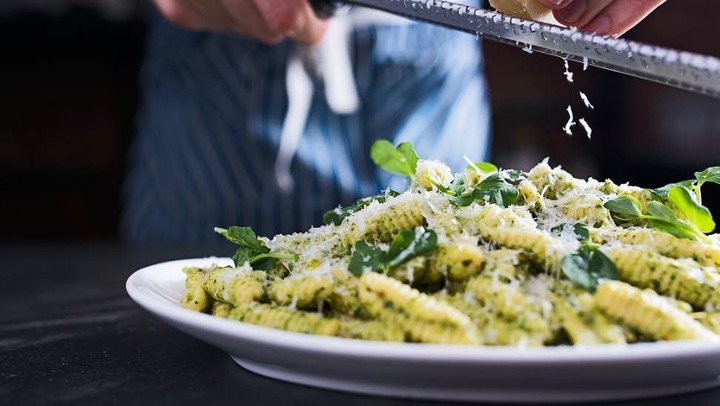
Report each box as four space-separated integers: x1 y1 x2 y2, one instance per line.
1 0 719 242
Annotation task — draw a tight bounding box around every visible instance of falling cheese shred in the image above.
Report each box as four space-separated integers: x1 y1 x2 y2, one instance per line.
563 105 576 136
579 118 592 139
563 59 574 83
579 91 594 110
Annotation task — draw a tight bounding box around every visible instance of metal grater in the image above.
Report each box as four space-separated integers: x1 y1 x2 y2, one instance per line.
310 0 720 98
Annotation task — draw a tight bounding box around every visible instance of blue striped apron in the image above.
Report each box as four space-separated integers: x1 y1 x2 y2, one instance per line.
122 8 491 244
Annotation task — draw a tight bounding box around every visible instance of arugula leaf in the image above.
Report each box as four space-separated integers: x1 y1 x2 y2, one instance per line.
322 191 399 226
215 226 297 269
348 227 438 276
560 223 619 292
370 140 419 179
667 186 715 233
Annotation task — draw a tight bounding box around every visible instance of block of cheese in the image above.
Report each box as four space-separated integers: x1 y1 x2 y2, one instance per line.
488 0 562 25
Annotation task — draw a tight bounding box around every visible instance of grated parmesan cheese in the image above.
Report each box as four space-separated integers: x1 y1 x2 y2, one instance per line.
563 59 574 83
563 105 576 136
579 118 592 139
579 91 594 110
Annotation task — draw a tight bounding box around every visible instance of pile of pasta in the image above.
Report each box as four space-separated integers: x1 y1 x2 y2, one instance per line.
181 159 720 346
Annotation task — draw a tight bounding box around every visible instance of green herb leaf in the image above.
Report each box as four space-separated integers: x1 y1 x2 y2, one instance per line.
561 254 596 292
604 196 643 221
231 247 256 268
646 201 678 221
695 167 720 188
322 191 399 226
467 162 498 174
387 228 438 267
561 248 618 292
348 227 438 276
348 241 387 276
646 218 700 240
573 223 590 241
448 173 468 196
370 140 418 179
501 169 525 183
215 226 270 254
397 142 419 176
216 226 297 269
648 180 694 198
667 186 715 233
472 173 519 208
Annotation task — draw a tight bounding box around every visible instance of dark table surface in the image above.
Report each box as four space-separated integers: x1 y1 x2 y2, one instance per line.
3 243 720 406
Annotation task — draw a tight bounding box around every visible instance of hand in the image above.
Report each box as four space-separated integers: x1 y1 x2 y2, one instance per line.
537 0 666 37
153 0 328 45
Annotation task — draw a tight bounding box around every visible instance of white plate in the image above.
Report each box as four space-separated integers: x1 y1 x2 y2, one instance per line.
127 258 720 403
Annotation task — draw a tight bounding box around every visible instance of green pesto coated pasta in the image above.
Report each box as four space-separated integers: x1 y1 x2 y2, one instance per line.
344 194 426 244
211 301 234 318
605 246 720 309
203 267 265 305
433 241 485 282
181 270 212 312
229 303 341 336
268 273 333 310
359 272 481 344
465 276 551 338
180 153 720 347
595 281 718 342
338 319 405 342
594 228 720 266
441 293 546 346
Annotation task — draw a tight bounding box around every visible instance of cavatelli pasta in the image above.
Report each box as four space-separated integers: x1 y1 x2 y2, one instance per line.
359 272 481 345
344 193 426 244
229 303 341 336
211 301 234 318
433 240 485 282
179 150 720 347
268 273 333 310
595 281 718 342
440 293 546 346
326 268 361 315
594 228 720 266
465 276 551 339
605 246 720 309
181 269 212 312
203 267 265 305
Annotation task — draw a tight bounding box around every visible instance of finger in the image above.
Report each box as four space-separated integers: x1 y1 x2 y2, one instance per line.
221 0 298 45
153 0 205 29
554 0 613 28
583 0 666 37
535 0 572 10
176 0 236 30
288 3 329 45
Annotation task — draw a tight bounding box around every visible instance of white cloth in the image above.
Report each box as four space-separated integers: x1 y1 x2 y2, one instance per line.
276 8 412 191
